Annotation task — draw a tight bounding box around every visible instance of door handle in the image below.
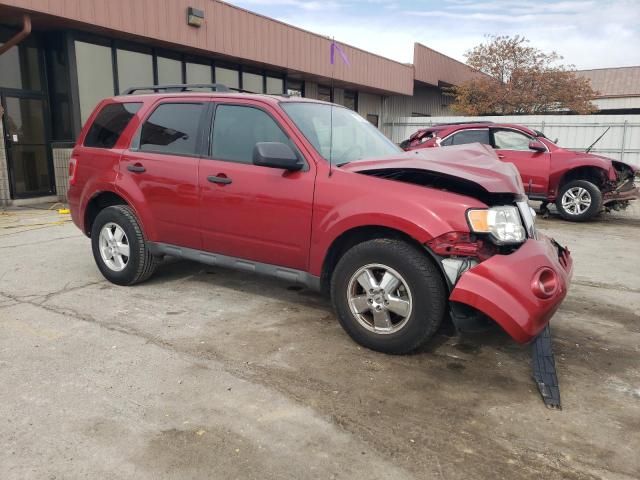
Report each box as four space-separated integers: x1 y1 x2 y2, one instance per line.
497 154 505 159
207 175 232 185
127 164 146 173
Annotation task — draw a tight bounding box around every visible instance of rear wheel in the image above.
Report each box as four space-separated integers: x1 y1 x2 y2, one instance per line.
331 238 447 354
91 205 158 285
556 180 602 221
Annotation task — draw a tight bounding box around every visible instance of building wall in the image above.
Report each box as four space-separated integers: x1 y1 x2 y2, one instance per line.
358 92 383 124
0 121 11 206
380 84 453 137
0 0 414 95
594 97 640 111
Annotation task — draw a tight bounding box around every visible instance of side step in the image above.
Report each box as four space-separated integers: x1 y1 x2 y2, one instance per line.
531 325 562 409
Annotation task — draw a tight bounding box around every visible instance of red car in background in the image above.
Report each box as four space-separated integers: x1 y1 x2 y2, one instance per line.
401 122 639 221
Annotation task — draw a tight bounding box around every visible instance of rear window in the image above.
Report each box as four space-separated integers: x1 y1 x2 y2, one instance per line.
139 103 205 156
84 102 142 148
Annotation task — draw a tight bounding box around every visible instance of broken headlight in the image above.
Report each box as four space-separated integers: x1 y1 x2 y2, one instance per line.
467 206 526 245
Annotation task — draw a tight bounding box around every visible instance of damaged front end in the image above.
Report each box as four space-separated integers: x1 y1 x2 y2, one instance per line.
604 161 640 211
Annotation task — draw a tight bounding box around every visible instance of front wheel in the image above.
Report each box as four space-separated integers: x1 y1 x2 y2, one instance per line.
330 238 447 354
555 180 603 221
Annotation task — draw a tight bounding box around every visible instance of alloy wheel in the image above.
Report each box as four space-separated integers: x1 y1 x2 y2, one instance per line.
98 222 130 272
561 187 592 215
347 263 413 334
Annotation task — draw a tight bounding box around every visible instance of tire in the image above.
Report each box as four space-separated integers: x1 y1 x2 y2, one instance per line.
555 180 603 222
330 238 447 354
91 205 158 286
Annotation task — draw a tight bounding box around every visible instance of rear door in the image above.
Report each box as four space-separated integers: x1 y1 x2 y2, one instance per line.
119 101 208 249
490 128 550 196
198 100 315 270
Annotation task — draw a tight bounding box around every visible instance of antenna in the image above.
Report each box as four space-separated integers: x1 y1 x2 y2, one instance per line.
585 127 610 153
327 38 349 177
329 36 335 178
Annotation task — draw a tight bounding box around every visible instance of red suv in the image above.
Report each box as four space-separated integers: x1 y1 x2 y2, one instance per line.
68 86 572 355
401 122 639 221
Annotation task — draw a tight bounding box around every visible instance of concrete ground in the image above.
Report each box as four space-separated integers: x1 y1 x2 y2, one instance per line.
1 203 639 480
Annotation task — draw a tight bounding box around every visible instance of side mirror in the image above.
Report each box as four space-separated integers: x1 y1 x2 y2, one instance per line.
529 140 546 153
253 142 303 171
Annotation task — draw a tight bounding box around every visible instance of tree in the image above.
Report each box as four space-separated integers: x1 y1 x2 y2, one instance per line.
450 35 597 115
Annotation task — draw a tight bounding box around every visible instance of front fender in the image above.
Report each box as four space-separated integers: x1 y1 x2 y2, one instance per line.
308 170 486 275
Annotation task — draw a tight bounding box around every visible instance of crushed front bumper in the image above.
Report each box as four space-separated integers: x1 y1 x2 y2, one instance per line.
449 234 573 343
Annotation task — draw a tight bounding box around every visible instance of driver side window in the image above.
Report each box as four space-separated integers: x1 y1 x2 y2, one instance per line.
493 129 533 151
210 104 296 164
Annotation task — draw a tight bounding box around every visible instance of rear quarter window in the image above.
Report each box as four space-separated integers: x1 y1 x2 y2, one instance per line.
84 102 142 148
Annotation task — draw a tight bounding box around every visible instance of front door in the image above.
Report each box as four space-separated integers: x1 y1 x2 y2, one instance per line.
491 128 551 196
199 101 315 270
1 94 55 198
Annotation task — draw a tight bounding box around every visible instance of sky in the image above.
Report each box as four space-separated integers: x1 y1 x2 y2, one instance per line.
228 0 640 70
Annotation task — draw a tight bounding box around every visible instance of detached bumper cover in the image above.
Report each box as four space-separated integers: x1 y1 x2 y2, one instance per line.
450 234 573 343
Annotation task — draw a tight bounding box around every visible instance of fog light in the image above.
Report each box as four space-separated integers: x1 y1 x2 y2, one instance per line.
532 268 558 299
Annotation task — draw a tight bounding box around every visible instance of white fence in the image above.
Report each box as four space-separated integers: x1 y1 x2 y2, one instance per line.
383 115 640 168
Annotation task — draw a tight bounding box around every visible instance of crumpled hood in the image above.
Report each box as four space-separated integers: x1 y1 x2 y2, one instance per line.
341 143 524 194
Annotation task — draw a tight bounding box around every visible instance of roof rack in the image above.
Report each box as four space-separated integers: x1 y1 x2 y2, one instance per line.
122 83 255 95
432 121 494 126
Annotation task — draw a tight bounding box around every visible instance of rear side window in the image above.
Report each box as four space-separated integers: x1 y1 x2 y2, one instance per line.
139 103 205 156
445 129 490 146
84 102 142 148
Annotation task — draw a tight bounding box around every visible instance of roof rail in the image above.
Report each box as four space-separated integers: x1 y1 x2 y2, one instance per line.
122 83 255 95
432 121 494 126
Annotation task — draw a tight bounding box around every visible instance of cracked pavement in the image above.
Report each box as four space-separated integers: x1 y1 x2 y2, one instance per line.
1 205 639 479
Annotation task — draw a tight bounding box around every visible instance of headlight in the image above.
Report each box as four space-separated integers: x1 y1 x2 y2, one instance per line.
467 206 526 244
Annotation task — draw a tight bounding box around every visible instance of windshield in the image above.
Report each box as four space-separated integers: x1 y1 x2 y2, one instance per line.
281 102 401 165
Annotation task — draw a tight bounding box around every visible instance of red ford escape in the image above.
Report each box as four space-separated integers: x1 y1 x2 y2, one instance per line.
68 86 573 359
401 122 639 221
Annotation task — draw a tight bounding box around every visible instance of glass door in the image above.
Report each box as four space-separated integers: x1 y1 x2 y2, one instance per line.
2 95 55 198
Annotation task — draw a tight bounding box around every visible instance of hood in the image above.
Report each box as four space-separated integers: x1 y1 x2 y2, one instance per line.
341 143 524 194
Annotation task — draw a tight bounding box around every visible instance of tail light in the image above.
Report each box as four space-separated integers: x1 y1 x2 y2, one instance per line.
68 157 78 186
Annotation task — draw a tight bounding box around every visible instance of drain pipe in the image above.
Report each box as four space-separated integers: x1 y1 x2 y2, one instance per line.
0 14 32 56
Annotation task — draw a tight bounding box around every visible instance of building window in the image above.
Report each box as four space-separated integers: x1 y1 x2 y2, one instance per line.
157 56 183 85
139 103 205 156
318 85 332 102
117 48 153 93
211 105 292 164
186 62 212 88
366 114 379 127
84 102 142 149
242 72 264 93
286 79 304 97
75 41 115 125
266 77 284 95
0 41 42 91
46 35 74 141
343 90 357 111
215 66 239 89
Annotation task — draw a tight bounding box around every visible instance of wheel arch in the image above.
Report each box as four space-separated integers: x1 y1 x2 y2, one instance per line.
84 191 129 237
319 225 445 295
557 165 609 190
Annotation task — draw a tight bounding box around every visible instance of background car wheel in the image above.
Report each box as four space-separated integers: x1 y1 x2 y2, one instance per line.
91 205 158 286
331 238 447 354
555 180 603 222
